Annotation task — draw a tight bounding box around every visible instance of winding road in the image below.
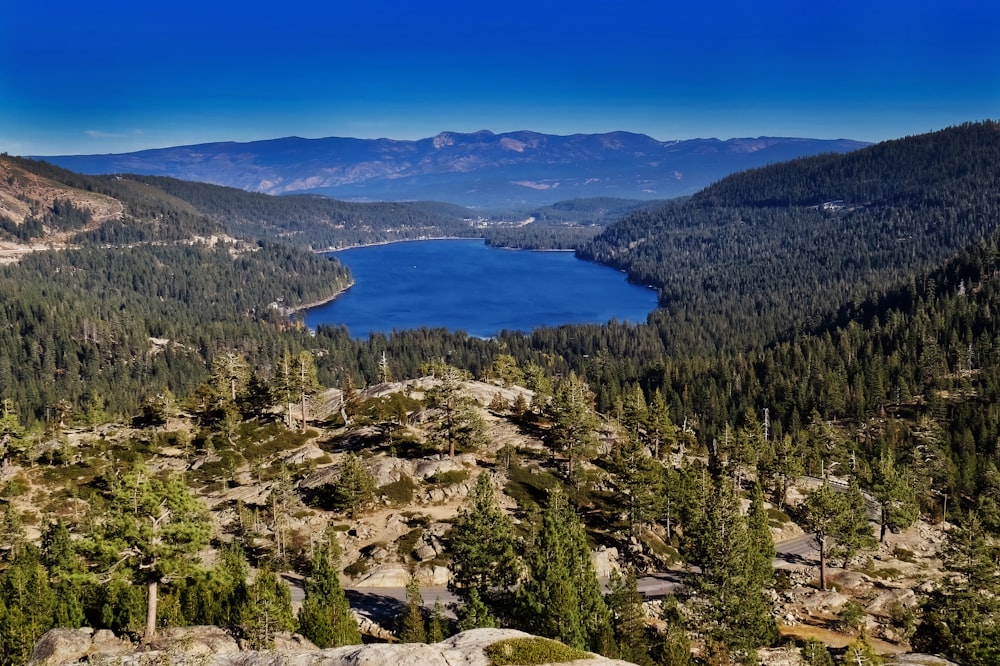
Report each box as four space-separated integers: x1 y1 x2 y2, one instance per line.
285 533 821 626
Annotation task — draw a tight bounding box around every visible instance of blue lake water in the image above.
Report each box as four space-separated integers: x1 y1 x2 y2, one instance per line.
304 239 659 338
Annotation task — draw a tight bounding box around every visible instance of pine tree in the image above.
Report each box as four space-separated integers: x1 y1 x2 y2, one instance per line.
610 398 663 535
685 474 776 660
448 472 520 600
517 488 615 655
240 566 296 649
834 477 877 564
298 530 361 648
455 588 497 631
843 636 883 665
331 453 376 518
800 638 835 666
397 576 427 643
295 351 321 431
746 480 775 588
645 388 676 459
914 511 1000 664
427 598 448 642
871 451 919 542
549 372 601 482
607 567 652 665
802 481 845 590
92 464 211 642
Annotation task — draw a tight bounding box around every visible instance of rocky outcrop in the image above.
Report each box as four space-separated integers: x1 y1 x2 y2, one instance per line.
30 628 637 666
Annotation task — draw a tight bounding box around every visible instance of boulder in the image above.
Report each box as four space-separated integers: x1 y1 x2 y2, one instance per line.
148 626 240 655
592 546 621 579
29 628 96 666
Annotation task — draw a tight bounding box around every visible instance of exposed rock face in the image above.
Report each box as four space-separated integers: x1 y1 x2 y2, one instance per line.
30 628 638 666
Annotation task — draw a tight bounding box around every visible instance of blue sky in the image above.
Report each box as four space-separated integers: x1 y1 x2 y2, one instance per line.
2 0 998 155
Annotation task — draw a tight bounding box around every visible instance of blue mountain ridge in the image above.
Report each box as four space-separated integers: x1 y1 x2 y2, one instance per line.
36 130 869 208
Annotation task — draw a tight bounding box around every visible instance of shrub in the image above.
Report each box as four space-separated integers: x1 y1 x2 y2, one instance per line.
485 637 590 665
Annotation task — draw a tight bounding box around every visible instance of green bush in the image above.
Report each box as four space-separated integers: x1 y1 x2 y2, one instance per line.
428 469 471 485
379 474 419 504
485 637 591 665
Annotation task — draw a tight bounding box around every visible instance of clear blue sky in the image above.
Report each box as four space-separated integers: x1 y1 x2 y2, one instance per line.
2 0 998 155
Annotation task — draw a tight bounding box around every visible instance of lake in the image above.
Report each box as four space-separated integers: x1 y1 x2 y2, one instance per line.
304 239 659 338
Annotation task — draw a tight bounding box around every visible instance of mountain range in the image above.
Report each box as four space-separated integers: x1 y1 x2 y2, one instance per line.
36 131 868 207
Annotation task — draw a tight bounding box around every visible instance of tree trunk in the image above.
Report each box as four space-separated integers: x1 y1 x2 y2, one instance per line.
144 579 158 643
818 535 827 591
880 507 888 543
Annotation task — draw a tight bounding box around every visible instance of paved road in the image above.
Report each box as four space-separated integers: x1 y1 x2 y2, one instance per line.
284 533 820 625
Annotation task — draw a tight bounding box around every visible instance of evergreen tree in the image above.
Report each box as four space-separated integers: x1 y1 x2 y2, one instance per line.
549 372 601 482
397 576 427 643
835 477 877 564
92 464 211 642
645 388 676 459
610 427 662 536
801 481 845 590
427 598 448 643
607 567 652 666
871 451 919 542
746 480 775 587
455 588 497 631
240 566 296 649
516 488 615 655
655 596 693 666
685 474 776 660
295 350 321 431
914 511 1000 665
843 637 883 665
298 530 361 648
331 453 376 518
0 547 56 666
448 472 520 600
800 638 835 666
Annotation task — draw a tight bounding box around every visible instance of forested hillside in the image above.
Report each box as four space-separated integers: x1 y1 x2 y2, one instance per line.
581 121 1000 352
3 126 1000 665
0 156 350 423
130 176 478 249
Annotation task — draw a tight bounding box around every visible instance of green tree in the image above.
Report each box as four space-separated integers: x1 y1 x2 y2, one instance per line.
455 588 497 631
609 430 661 535
843 636 883 665
685 474 776 660
240 566 296 649
516 488 615 655
607 567 652 665
298 530 361 648
871 451 919 542
834 477 877 564
93 464 211 642
549 372 601 482
645 388 676 459
448 472 520 600
427 598 448 642
331 453 376 518
295 350 322 431
801 481 845 590
914 512 1000 665
800 638 835 666
397 576 427 643
0 547 56 666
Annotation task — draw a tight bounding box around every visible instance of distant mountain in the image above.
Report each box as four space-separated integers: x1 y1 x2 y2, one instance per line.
36 131 869 207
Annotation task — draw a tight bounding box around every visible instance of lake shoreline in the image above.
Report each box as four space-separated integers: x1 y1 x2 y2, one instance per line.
288 281 355 314
303 239 657 338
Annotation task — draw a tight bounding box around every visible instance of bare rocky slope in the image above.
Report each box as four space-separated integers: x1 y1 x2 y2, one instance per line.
28 628 639 666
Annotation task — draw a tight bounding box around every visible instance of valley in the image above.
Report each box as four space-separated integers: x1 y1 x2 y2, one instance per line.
0 122 998 666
